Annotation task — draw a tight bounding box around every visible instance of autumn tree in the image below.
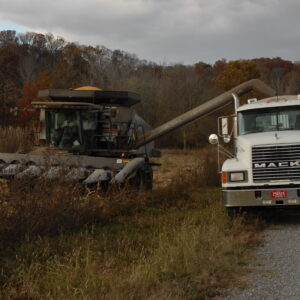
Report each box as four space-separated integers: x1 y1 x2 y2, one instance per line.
51 43 89 88
214 60 260 91
17 71 53 125
0 30 21 125
255 57 294 94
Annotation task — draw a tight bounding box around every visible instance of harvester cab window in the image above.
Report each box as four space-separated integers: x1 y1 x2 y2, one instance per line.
81 111 97 148
81 108 132 150
46 108 132 151
81 110 123 150
47 111 82 150
94 110 120 148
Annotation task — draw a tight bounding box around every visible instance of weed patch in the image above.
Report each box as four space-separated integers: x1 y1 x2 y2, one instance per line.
0 127 33 153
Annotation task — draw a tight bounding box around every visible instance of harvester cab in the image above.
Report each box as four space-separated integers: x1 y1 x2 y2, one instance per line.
33 86 155 158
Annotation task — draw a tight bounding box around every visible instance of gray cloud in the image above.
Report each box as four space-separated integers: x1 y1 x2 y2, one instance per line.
0 0 300 64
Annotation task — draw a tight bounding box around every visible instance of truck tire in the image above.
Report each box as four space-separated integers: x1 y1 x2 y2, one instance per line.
226 207 240 219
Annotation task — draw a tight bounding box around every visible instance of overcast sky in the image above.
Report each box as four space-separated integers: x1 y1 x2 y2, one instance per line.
0 0 299 65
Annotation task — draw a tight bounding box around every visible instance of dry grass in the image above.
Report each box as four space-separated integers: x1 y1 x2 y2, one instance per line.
0 188 260 300
0 147 220 246
0 178 147 246
153 147 220 188
0 148 261 299
0 127 33 153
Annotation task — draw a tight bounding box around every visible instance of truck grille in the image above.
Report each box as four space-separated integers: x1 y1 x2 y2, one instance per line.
252 144 300 182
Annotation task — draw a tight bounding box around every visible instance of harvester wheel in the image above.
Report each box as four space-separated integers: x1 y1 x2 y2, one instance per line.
144 165 153 190
130 165 153 191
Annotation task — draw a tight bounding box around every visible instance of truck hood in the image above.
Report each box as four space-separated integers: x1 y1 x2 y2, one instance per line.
222 130 300 187
235 131 300 164
237 131 300 147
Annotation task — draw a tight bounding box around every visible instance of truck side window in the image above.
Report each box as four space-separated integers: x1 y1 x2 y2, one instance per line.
295 115 300 130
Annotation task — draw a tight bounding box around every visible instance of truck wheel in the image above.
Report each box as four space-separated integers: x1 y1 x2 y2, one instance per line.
226 207 240 219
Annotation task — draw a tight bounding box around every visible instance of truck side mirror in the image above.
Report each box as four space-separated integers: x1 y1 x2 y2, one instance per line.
208 134 219 145
221 117 229 136
218 116 233 143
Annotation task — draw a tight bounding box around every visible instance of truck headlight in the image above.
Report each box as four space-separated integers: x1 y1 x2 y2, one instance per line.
229 171 247 182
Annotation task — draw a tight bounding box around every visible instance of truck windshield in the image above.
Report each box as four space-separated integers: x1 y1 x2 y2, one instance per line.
238 106 300 135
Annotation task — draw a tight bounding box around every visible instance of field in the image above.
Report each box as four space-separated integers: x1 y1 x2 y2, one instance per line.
0 148 260 300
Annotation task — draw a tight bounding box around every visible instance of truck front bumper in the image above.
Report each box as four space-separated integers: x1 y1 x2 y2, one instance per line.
223 187 300 207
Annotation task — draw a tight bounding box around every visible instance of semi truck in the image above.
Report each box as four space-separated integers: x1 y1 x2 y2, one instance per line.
209 92 300 216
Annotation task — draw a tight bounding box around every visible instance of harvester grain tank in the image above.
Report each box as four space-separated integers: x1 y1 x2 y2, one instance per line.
0 80 275 190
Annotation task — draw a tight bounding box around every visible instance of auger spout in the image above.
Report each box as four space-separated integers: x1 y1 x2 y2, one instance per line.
136 79 275 148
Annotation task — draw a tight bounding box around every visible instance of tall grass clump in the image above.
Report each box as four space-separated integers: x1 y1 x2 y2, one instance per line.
0 177 145 247
120 204 257 299
0 127 33 153
153 147 220 202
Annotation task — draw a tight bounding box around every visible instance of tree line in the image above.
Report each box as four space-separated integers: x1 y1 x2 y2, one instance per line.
1 29 300 148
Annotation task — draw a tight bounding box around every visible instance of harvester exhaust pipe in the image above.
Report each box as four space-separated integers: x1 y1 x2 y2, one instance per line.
136 79 275 148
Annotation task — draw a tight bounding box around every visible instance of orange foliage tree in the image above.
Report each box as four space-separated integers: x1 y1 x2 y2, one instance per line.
16 70 53 126
213 60 260 91
254 57 294 93
53 43 89 88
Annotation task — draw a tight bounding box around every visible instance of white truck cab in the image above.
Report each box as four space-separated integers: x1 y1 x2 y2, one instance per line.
210 95 300 216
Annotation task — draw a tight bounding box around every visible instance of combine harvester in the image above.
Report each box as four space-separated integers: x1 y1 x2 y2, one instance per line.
0 81 282 204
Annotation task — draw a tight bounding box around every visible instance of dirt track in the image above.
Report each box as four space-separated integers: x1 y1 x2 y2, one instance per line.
225 210 300 300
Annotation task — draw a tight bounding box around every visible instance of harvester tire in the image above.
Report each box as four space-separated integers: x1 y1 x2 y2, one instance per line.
130 165 153 191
